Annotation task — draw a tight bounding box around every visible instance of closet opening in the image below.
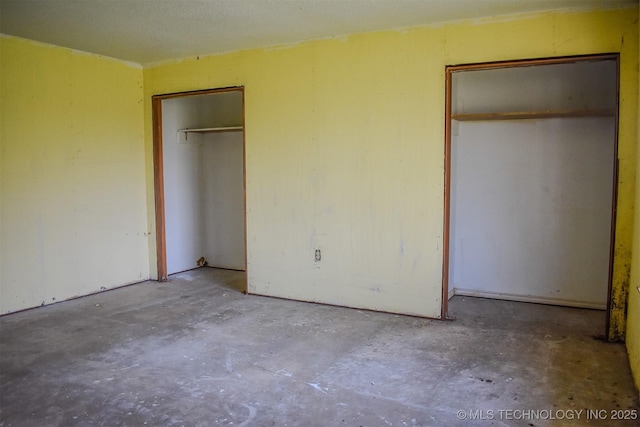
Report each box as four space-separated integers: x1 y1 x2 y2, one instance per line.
152 87 247 292
442 54 619 338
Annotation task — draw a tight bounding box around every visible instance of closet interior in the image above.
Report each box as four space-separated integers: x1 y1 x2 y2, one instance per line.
159 89 245 277
446 57 618 311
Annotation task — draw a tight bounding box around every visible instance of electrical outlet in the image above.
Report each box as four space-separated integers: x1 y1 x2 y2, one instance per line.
315 249 321 262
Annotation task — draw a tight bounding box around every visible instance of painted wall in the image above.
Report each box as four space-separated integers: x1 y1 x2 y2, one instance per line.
143 8 638 328
0 36 148 313
624 5 640 398
202 131 246 270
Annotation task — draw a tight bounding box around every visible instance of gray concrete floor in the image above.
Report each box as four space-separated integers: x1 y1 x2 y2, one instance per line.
0 267 638 427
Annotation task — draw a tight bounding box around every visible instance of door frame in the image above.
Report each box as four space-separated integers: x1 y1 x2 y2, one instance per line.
152 86 247 288
442 54 620 338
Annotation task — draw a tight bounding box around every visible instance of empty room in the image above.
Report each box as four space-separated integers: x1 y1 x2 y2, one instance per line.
1 0 639 425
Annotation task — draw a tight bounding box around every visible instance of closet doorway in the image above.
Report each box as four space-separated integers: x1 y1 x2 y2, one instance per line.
153 87 246 290
442 55 619 333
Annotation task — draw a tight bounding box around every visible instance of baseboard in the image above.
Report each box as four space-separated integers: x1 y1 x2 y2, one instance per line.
452 288 606 310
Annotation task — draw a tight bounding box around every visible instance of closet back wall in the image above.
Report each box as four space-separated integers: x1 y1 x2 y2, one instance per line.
450 118 615 308
202 131 245 271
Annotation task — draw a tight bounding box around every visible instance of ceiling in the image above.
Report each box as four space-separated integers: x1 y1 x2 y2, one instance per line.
0 0 635 66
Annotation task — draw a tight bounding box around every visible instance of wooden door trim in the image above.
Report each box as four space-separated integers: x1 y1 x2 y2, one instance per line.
241 88 249 294
152 86 246 286
152 96 168 281
446 53 619 72
442 54 620 338
441 67 453 320
605 55 621 339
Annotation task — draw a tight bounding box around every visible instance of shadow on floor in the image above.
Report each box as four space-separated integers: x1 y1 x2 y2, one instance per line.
169 266 247 293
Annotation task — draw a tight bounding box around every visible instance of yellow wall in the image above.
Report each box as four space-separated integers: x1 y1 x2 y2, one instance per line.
624 5 640 398
144 8 638 329
0 36 149 313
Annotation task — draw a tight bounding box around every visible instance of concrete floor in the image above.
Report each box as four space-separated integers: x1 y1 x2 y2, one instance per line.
0 268 638 427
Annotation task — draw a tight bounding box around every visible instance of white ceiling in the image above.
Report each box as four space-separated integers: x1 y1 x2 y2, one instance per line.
0 0 635 66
